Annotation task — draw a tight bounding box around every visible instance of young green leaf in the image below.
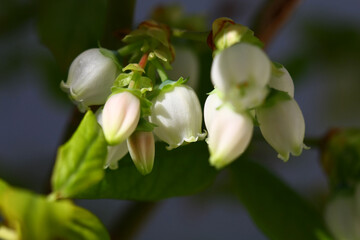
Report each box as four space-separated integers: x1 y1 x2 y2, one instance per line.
51 111 107 199
0 179 109 240
231 159 332 240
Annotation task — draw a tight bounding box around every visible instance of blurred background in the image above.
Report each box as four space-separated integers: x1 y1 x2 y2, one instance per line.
1 0 360 239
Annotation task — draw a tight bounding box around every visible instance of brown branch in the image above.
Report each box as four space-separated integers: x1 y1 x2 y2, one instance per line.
253 0 302 48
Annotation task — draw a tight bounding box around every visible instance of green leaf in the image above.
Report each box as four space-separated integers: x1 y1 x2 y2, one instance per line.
0 179 109 240
37 0 107 71
231 159 332 240
75 141 218 201
51 111 107 199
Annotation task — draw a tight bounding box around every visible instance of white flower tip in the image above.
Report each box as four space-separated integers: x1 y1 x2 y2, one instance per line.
135 163 153 176
127 131 155 175
165 131 207 150
277 143 309 161
104 162 119 170
209 156 228 170
277 152 290 162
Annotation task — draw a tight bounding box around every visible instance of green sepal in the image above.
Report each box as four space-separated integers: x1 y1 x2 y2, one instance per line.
99 46 123 70
113 73 132 88
123 25 169 49
272 61 285 77
117 41 143 56
111 88 153 117
135 118 157 132
136 76 153 93
122 63 145 73
122 29 148 43
148 77 188 100
260 88 292 109
241 28 264 48
159 77 188 91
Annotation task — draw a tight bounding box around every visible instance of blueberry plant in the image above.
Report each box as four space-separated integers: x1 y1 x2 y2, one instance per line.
1 1 358 239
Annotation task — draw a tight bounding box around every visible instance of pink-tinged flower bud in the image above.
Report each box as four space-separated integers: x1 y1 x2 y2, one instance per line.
269 66 294 98
102 92 140 145
211 43 271 110
127 131 155 175
204 94 253 169
149 85 206 150
325 185 360 240
96 109 128 169
61 48 119 112
256 98 305 161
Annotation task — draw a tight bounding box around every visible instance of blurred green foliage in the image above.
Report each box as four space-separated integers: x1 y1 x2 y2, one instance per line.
231 159 332 240
322 129 360 191
0 179 110 240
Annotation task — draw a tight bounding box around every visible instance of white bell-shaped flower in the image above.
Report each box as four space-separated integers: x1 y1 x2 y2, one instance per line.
102 92 140 145
325 184 360 240
149 85 206 150
61 48 119 112
256 98 305 161
127 131 155 175
96 109 128 169
269 66 294 97
204 94 253 169
211 43 271 110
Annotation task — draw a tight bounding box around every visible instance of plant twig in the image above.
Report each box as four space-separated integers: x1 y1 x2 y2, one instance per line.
110 201 158 240
253 0 302 48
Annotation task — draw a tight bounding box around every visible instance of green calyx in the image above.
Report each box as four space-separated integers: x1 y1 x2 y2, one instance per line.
259 88 292 109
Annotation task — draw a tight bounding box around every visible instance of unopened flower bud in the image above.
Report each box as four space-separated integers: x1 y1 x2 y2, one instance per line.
149 85 206 150
269 66 294 98
127 131 155 175
102 92 140 145
211 17 249 51
325 184 360 240
211 43 271 110
61 48 119 112
204 94 253 169
256 98 305 161
96 109 128 169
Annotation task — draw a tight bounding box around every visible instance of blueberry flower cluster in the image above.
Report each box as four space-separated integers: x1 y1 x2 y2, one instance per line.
204 18 307 168
61 21 205 175
61 18 307 174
